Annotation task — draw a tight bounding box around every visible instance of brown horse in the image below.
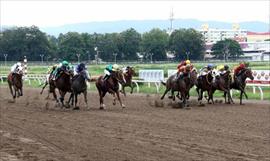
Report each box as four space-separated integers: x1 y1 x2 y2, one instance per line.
210 71 234 104
120 66 136 96
51 70 73 107
160 73 190 108
196 71 214 105
96 70 126 109
7 71 23 101
224 68 254 105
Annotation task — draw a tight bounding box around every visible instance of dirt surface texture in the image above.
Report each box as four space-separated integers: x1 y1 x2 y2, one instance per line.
0 86 270 161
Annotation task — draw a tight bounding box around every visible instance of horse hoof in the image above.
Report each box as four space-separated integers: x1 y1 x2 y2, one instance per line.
73 107 80 110
122 104 126 108
100 107 104 110
113 102 116 105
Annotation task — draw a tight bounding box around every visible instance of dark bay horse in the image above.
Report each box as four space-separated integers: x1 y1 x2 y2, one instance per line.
68 70 91 110
8 71 23 101
120 66 136 96
160 73 190 108
210 71 234 104
196 71 214 105
224 68 254 105
96 70 126 109
52 70 73 107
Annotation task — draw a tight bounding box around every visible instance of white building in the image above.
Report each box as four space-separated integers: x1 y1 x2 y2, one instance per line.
198 24 247 43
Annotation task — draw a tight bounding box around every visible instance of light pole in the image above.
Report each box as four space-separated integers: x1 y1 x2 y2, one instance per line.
185 51 190 60
40 54 44 64
149 53 154 64
76 53 81 63
113 53 117 64
4 54 8 67
46 55 51 65
94 47 99 65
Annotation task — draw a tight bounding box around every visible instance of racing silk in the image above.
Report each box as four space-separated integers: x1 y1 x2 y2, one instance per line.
234 63 246 76
178 66 190 73
177 61 186 70
104 64 113 76
199 66 211 76
11 63 23 74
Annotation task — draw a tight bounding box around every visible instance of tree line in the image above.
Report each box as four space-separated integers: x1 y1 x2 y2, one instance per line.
0 25 242 62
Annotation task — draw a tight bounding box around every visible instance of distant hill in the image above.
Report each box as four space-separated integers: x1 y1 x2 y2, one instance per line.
6 19 270 36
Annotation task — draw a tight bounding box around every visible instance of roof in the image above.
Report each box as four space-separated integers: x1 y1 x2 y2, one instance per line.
247 31 270 36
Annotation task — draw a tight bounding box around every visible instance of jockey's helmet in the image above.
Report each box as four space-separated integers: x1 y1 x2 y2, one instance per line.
17 62 22 66
207 64 214 69
112 64 120 71
186 60 191 64
79 63 86 70
62 60 69 66
224 65 229 70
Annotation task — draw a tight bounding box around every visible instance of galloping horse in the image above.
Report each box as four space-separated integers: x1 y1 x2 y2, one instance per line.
196 71 214 104
96 70 126 109
7 70 24 101
51 70 73 107
224 68 254 105
68 70 91 110
210 71 234 104
160 73 190 108
120 66 136 96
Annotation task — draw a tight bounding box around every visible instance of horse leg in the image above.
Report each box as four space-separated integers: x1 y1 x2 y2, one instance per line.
224 91 227 103
116 91 125 108
161 88 170 100
83 90 89 109
68 93 74 106
112 93 116 105
122 86 126 97
8 83 15 100
240 91 244 105
130 83 134 94
40 82 48 94
74 93 78 109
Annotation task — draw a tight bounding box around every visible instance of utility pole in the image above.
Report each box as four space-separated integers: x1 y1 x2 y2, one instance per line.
113 53 118 64
4 54 8 67
76 53 81 63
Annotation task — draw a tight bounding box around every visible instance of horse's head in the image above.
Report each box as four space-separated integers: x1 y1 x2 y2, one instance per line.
111 70 126 84
244 68 254 80
126 66 136 76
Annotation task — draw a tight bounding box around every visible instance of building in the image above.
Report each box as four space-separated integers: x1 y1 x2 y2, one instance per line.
198 24 247 43
247 31 270 42
204 41 270 61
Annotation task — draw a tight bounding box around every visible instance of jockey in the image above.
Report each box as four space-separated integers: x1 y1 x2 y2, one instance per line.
122 66 131 74
214 64 229 77
234 62 248 77
11 62 23 74
74 63 86 75
52 60 72 80
74 63 90 80
176 60 192 80
103 64 120 81
199 64 215 76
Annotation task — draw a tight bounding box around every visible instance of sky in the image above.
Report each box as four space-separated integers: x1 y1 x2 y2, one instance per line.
1 0 269 27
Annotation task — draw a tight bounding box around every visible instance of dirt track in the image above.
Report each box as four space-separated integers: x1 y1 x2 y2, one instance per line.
0 86 269 161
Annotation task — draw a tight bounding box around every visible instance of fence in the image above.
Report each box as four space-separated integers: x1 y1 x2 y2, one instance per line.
1 69 269 100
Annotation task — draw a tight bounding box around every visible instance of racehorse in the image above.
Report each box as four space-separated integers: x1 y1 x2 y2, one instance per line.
68 70 91 110
96 70 126 109
7 70 24 101
160 73 190 108
224 68 254 105
196 71 214 105
52 70 73 107
120 66 136 96
40 73 53 99
210 71 234 104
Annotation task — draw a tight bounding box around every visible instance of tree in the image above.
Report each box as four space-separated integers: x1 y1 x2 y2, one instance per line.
58 32 85 61
0 26 52 61
211 39 243 61
141 28 169 61
169 28 205 60
118 28 141 60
